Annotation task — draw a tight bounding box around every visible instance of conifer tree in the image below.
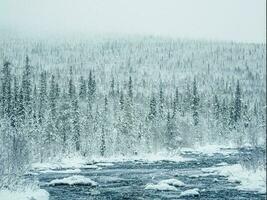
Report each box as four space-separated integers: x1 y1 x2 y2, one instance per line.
234 80 242 122
192 77 199 126
21 56 32 116
1 61 12 119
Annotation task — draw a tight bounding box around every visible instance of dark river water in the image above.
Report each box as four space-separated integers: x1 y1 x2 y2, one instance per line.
32 148 266 200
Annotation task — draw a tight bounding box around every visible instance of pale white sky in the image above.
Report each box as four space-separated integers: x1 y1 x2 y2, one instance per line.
0 0 266 43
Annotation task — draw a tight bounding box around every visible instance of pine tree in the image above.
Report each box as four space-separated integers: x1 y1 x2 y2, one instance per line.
128 76 133 103
73 97 80 152
49 75 57 122
110 76 115 97
234 80 242 122
148 94 157 120
88 70 96 106
21 56 32 116
38 71 47 124
173 87 179 117
58 90 71 154
166 111 174 149
11 77 19 128
1 61 12 119
192 77 199 126
100 126 106 156
79 76 87 100
159 84 164 118
213 95 220 120
119 91 124 110
68 67 75 99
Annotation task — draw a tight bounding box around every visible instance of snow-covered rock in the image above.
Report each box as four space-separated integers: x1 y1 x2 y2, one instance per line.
179 188 200 197
0 188 49 200
145 178 186 191
47 175 98 186
159 179 185 187
145 182 177 191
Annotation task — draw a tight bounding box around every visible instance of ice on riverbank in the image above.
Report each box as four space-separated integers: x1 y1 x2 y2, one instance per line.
202 164 266 194
179 188 200 197
32 151 192 172
47 175 98 186
0 188 49 200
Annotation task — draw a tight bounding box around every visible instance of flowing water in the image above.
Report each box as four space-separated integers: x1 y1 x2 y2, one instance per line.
30 148 266 200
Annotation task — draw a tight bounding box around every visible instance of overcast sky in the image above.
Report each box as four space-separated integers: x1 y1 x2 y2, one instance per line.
0 0 266 43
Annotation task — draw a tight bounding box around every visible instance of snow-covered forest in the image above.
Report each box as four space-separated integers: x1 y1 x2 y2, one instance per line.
0 35 266 184
0 36 266 200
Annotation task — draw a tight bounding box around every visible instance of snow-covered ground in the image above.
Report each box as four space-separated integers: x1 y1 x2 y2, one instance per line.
181 144 238 156
202 164 266 194
0 188 49 200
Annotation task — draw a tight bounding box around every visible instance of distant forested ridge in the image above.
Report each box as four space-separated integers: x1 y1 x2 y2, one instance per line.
0 36 266 182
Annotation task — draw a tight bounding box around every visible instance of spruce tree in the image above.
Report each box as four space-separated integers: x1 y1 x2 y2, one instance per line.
21 56 32 116
1 61 12 119
159 84 164 118
38 71 47 124
192 77 199 126
234 80 242 122
79 76 87 100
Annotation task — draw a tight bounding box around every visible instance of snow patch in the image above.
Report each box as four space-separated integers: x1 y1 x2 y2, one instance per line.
0 188 49 200
47 175 98 186
202 164 266 194
179 188 200 197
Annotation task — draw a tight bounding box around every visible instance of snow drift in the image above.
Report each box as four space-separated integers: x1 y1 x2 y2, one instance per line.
202 164 266 194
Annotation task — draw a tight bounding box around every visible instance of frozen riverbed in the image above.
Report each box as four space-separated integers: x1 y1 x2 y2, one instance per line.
27 147 265 200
